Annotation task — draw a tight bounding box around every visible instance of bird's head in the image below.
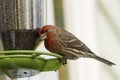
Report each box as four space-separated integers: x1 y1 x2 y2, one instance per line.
39 25 58 40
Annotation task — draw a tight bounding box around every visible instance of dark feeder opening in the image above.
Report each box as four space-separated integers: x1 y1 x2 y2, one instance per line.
1 29 39 50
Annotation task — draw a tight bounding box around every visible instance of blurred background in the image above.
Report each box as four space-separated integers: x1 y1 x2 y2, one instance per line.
0 0 120 80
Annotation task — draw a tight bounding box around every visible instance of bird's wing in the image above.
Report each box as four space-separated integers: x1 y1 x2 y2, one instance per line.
58 29 91 52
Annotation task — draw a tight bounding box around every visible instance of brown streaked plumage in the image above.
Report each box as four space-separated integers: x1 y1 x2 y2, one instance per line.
39 25 115 66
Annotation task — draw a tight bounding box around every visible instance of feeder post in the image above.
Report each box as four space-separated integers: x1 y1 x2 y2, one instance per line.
0 0 45 79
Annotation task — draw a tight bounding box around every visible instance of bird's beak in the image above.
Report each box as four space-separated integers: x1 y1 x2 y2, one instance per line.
40 33 47 40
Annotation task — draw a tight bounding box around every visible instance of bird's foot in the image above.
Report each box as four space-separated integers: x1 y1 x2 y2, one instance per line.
58 57 67 65
63 57 67 65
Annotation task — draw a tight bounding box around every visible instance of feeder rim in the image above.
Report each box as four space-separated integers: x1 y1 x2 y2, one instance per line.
0 50 63 59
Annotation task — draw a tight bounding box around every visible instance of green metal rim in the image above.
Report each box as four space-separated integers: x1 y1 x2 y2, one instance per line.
0 50 63 72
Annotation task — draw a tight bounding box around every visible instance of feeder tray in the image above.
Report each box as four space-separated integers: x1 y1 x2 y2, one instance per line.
0 50 63 77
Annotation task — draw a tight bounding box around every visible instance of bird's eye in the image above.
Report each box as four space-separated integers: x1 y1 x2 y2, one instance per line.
45 30 48 33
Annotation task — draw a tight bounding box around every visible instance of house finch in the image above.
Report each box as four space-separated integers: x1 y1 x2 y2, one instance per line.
39 25 115 66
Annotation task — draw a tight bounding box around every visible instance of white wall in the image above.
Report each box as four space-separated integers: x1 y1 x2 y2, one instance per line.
96 0 120 80
63 0 119 80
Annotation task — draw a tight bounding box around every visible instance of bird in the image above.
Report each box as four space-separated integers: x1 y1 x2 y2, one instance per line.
39 25 115 66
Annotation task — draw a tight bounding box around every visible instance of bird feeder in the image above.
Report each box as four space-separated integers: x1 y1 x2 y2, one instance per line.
0 0 63 79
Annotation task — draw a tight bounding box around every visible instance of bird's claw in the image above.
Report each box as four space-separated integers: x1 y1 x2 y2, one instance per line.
58 57 67 65
63 58 67 65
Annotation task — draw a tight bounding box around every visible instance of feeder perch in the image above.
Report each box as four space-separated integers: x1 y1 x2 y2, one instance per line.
0 50 63 78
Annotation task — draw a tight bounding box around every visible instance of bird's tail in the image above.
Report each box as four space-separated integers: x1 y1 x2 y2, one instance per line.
93 55 115 66
85 52 115 66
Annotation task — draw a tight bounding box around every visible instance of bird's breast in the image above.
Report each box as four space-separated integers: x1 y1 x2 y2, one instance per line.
45 38 62 54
